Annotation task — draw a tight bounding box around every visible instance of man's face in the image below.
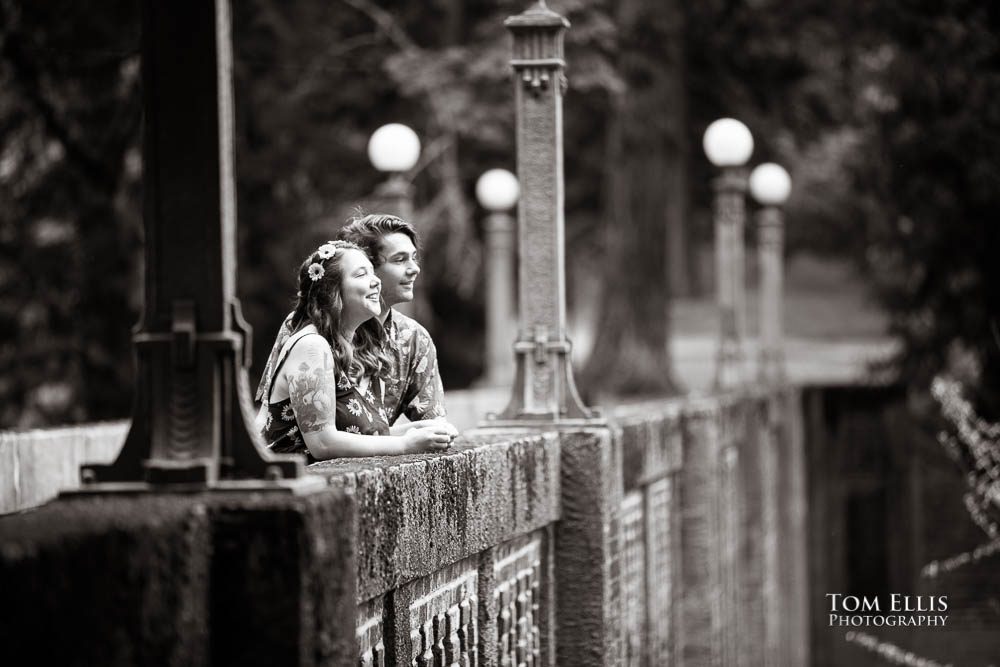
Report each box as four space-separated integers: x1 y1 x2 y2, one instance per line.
375 232 420 306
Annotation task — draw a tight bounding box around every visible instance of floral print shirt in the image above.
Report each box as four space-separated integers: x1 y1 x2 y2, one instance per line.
255 309 446 424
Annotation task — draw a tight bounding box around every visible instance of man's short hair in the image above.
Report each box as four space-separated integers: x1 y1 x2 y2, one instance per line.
337 214 418 267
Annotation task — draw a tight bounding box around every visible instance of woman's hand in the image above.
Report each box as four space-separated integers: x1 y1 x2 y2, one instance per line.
399 419 460 441
402 424 455 453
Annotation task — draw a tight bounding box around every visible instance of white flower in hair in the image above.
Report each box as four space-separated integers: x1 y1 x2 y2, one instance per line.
307 262 325 281
316 243 338 259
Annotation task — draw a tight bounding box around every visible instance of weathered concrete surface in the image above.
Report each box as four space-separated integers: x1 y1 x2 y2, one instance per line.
783 387 809 667
553 427 624 667
0 495 211 666
0 389 816 666
0 486 357 667
207 490 357 667
310 432 560 603
0 421 127 513
612 400 685 666
0 386 511 515
730 395 767 667
679 397 726 666
613 401 684 492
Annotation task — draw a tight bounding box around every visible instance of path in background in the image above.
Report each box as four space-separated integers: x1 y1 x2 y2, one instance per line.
431 254 895 431
569 252 895 393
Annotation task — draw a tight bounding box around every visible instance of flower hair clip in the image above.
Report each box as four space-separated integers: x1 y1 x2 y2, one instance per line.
307 262 325 282
316 242 338 260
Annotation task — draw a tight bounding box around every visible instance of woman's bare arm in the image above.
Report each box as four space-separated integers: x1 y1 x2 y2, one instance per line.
284 337 450 459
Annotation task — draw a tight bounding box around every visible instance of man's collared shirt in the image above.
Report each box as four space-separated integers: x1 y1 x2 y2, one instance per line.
255 309 446 424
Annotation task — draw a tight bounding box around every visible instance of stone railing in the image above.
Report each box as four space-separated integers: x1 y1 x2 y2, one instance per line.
0 389 512 516
0 387 808 666
0 421 128 514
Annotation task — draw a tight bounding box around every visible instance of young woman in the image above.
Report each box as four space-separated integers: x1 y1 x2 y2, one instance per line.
258 240 453 461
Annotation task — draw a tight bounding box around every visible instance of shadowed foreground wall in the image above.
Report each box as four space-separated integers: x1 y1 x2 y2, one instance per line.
0 387 807 666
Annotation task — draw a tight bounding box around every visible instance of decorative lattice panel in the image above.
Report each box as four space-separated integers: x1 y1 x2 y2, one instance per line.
645 476 674 665
620 491 645 667
358 595 386 667
493 532 544 666
409 558 479 667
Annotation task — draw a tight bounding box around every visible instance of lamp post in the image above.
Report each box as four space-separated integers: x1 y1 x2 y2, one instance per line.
703 118 754 390
490 1 596 423
367 123 425 319
77 0 319 492
476 168 520 387
367 123 421 222
749 162 791 385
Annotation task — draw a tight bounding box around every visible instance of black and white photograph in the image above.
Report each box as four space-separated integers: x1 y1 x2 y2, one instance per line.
0 1 997 665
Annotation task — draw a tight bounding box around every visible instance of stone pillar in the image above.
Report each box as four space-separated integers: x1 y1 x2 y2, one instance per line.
757 207 785 384
80 0 316 489
679 400 726 665
713 168 748 390
482 211 516 386
493 1 596 423
373 174 415 223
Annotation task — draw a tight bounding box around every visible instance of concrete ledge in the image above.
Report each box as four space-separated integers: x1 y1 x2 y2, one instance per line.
0 421 128 514
0 387 812 666
0 495 211 666
311 432 561 602
0 486 357 667
207 489 357 667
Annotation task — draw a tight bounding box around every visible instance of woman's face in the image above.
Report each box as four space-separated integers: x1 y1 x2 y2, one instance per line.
338 249 382 324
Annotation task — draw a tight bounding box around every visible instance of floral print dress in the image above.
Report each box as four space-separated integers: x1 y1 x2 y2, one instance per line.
259 329 390 462
256 308 447 424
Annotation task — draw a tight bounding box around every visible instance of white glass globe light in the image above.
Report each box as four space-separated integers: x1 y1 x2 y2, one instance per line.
476 169 520 212
749 163 792 205
367 123 421 172
702 118 754 167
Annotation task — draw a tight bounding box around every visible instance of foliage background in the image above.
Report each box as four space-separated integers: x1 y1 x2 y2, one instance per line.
1 0 998 428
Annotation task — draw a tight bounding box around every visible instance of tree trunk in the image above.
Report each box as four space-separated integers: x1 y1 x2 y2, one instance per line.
580 0 685 397
662 0 693 298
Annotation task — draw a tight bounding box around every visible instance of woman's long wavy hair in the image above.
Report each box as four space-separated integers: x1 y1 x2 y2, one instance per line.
288 241 390 381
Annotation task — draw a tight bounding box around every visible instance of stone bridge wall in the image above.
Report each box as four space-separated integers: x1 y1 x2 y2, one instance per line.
0 388 807 666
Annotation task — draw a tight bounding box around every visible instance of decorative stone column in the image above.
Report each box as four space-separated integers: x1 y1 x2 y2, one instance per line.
483 211 517 386
78 0 318 491
714 169 749 390
492 1 596 423
476 168 519 387
750 161 791 385
703 118 753 391
757 207 785 384
367 123 423 319
373 175 415 223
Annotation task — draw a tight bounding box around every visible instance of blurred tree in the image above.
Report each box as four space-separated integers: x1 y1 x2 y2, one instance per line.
858 1 1000 414
0 0 142 428
233 0 620 391
4 0 996 427
579 0 684 396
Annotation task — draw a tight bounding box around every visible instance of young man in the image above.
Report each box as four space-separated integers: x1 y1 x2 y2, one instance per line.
256 214 456 436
